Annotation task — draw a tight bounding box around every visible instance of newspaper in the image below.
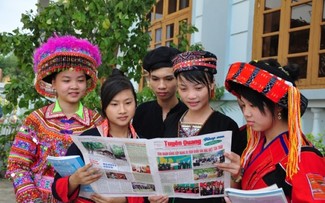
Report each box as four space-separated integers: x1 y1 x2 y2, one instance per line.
71 131 232 199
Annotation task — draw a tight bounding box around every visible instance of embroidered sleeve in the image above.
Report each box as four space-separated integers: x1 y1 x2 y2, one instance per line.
5 116 41 202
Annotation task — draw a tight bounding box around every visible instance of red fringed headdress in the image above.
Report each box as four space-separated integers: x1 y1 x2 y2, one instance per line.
225 61 308 179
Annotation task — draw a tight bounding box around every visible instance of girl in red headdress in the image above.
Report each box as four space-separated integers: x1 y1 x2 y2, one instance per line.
217 59 325 202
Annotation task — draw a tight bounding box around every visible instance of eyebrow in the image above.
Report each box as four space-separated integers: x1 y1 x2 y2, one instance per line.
151 74 174 78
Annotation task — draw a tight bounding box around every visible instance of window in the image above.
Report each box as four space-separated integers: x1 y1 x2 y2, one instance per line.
147 0 192 49
139 0 191 91
253 0 325 88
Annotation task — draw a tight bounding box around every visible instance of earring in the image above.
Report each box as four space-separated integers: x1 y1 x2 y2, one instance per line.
277 112 282 120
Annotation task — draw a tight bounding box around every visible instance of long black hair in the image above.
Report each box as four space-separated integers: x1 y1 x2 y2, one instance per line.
100 69 137 118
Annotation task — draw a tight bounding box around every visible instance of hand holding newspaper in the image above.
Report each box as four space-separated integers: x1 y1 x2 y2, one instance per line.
69 131 232 199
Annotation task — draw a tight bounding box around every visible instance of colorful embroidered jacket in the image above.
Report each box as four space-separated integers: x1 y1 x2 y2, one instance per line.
241 132 325 202
5 102 103 203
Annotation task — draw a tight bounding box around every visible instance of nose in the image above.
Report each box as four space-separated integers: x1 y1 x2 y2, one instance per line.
158 80 166 89
187 91 197 100
242 107 251 118
119 104 126 114
70 80 79 89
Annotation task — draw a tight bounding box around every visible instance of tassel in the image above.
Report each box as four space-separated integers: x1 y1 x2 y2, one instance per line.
287 86 303 179
240 126 260 168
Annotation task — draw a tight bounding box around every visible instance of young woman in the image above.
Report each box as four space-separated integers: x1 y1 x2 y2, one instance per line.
5 35 103 203
217 59 325 202
149 51 247 203
52 69 143 203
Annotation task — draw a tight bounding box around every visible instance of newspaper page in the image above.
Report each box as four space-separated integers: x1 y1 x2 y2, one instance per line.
71 130 232 199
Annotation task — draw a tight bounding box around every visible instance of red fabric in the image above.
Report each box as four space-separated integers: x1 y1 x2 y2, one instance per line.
290 151 325 202
225 62 289 103
127 197 144 203
55 176 79 202
55 176 144 203
241 133 325 202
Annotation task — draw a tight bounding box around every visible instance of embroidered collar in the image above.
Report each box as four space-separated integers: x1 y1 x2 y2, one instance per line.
45 101 91 126
52 100 84 118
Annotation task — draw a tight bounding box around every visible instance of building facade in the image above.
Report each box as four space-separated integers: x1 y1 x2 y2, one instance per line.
146 0 325 142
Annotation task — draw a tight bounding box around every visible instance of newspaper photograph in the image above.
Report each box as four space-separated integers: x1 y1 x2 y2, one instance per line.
71 130 232 199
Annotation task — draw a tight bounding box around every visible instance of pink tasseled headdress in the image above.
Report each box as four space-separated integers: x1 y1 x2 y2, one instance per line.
33 35 102 98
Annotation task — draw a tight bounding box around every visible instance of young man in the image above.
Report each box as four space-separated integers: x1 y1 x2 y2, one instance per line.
133 46 187 139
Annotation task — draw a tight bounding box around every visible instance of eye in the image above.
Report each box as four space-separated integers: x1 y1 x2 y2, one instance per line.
166 77 174 81
178 86 186 91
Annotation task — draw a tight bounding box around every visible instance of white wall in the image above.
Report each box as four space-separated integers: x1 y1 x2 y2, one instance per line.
191 0 325 135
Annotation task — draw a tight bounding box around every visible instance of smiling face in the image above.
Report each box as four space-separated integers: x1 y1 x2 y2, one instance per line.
52 70 87 105
238 96 274 132
148 67 177 102
177 75 211 112
105 89 136 129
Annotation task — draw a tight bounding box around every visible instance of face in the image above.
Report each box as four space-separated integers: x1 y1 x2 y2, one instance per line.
148 67 177 102
177 76 210 112
52 70 87 104
238 97 273 132
105 89 136 129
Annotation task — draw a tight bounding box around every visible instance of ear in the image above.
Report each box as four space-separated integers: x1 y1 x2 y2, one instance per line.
209 81 215 91
51 78 56 89
276 105 283 112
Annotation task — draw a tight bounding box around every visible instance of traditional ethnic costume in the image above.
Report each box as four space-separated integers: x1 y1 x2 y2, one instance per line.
225 61 325 202
52 120 144 203
133 46 187 139
161 51 247 203
6 35 103 203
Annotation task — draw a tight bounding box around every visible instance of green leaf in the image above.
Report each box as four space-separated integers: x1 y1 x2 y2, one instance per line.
102 18 111 29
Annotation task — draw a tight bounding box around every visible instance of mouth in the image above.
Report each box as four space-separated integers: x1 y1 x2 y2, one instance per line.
187 101 199 107
246 121 255 126
157 92 168 97
69 92 80 97
118 116 128 121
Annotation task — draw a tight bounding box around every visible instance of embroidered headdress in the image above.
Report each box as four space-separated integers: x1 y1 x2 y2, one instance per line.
172 50 217 76
33 35 102 98
225 60 308 179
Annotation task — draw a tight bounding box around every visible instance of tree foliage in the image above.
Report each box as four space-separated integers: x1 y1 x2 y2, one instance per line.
0 0 156 114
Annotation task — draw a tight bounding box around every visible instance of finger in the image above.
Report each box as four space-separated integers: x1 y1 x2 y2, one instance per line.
224 196 232 203
79 163 93 172
224 152 240 162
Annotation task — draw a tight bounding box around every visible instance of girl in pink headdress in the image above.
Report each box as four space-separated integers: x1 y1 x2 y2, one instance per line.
6 35 103 202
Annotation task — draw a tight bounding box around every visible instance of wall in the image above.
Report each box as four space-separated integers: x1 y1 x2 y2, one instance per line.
191 0 325 139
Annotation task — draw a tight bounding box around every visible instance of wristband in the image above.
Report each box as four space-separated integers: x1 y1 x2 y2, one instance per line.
231 175 242 183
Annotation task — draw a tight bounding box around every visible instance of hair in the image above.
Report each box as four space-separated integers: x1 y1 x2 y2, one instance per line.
176 70 214 97
231 59 301 121
100 69 137 118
